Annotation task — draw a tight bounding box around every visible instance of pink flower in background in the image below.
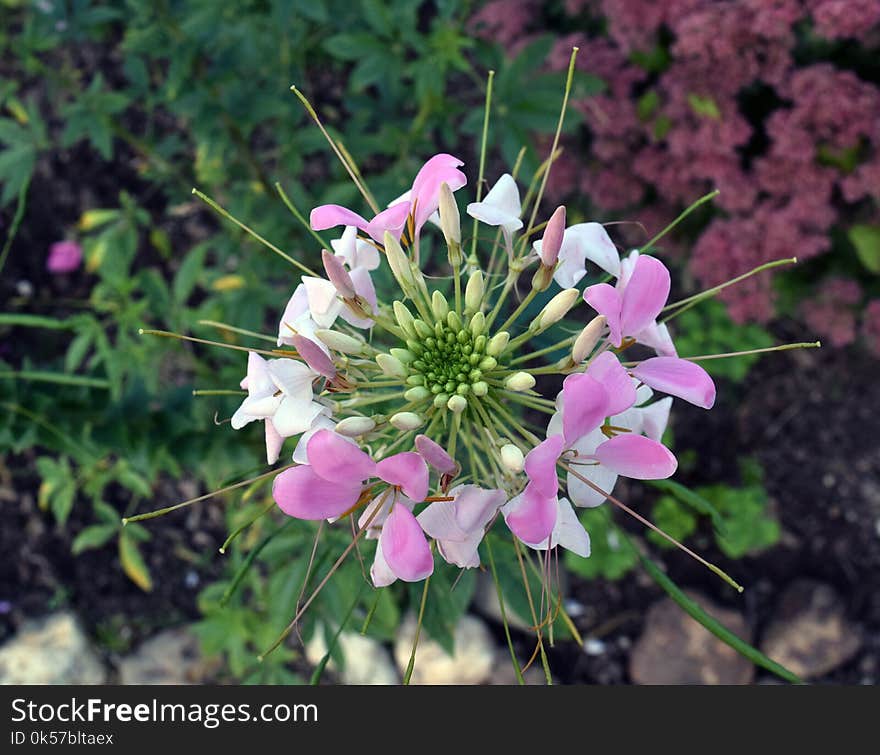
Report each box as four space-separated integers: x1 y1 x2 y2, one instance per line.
862 299 880 356
47 241 82 274
801 277 863 348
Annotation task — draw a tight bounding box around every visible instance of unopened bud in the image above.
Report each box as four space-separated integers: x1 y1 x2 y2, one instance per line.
335 416 376 437
384 231 415 294
465 269 484 314
390 347 415 364
537 206 565 267
447 395 467 413
405 386 431 402
471 381 489 397
291 334 336 379
390 412 424 431
413 319 433 339
469 311 486 337
504 371 535 392
393 301 417 337
486 331 509 357
376 353 407 379
500 443 524 472
315 329 365 355
439 182 462 264
530 288 579 332
572 315 607 364
446 311 463 332
322 249 356 299
431 290 450 321
478 355 497 371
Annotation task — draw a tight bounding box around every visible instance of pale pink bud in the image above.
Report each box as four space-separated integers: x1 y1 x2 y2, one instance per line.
539 206 566 267
321 249 356 299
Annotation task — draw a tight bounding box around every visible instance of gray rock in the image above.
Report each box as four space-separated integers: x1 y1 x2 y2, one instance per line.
760 581 861 680
629 591 754 685
305 625 398 685
394 614 495 685
473 572 531 631
118 628 218 685
0 613 106 685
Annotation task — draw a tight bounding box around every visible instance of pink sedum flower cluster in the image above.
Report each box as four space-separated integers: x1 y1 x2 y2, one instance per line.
228 153 717 587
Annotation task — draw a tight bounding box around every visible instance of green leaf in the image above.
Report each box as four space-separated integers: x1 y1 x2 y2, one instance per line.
173 243 208 303
119 531 153 592
648 495 697 549
647 478 727 534
72 524 117 554
848 224 880 274
639 554 802 684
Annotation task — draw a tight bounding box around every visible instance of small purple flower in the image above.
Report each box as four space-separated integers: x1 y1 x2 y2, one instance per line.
47 241 83 274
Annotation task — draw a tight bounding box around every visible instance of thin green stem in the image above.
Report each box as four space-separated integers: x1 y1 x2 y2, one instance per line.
496 287 538 336
643 189 720 250
484 536 525 685
509 334 576 365
403 571 432 685
198 320 277 344
274 182 333 251
469 70 495 262
0 370 109 390
192 188 319 277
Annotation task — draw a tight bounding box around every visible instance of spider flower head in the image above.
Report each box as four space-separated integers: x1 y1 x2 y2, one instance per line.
225 152 722 588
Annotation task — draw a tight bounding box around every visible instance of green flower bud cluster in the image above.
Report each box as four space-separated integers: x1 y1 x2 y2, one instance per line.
386 293 512 413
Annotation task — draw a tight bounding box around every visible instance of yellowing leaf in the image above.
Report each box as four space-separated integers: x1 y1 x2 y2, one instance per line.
85 237 109 273
119 532 153 592
78 209 118 232
212 274 246 292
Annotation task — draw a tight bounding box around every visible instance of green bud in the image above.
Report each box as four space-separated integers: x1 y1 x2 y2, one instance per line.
530 288 580 332
314 328 364 355
405 386 431 402
384 231 416 294
390 347 415 364
504 371 535 391
413 319 433 339
433 393 450 408
447 395 467 414
376 353 407 379
393 301 417 337
471 381 488 397
390 412 424 431
406 374 425 386
446 311 463 332
478 355 497 371
473 334 487 353
439 182 462 265
469 311 486 337
431 290 450 321
335 416 376 437
465 269 484 314
486 331 510 357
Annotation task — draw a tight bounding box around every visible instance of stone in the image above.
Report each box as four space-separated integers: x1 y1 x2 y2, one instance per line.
760 581 861 680
629 591 754 685
393 614 495 685
472 572 532 632
0 613 106 684
305 625 398 685
118 628 219 685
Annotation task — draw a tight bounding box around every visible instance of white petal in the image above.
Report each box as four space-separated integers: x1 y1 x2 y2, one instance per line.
370 538 397 588
466 201 522 234
635 381 654 406
567 463 617 508
436 531 483 568
565 223 621 278
417 501 468 542
330 226 359 266
635 320 678 357
277 284 310 346
268 359 316 402
550 498 591 557
265 419 284 464
302 276 343 328
272 398 324 436
640 397 673 441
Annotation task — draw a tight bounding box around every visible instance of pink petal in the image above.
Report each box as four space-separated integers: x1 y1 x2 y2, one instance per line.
307 429 376 482
47 241 83 274
417 500 467 542
415 434 457 474
631 356 716 409
310 204 368 233
376 452 429 502
586 351 636 417
524 435 565 497
321 249 356 298
561 374 609 444
453 485 506 533
364 201 410 242
410 154 466 231
503 484 558 544
593 434 677 479
583 283 623 346
380 503 434 582
619 255 670 338
290 334 336 379
273 465 362 520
